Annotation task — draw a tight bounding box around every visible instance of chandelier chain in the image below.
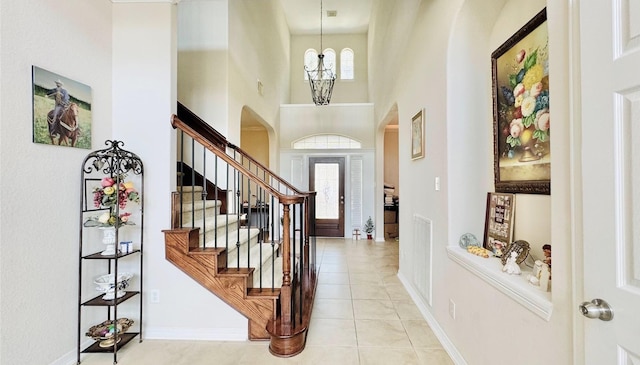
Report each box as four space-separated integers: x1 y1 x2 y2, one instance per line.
305 0 335 105
320 0 323 51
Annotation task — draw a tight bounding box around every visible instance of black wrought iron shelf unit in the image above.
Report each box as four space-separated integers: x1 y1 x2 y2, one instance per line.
77 140 144 364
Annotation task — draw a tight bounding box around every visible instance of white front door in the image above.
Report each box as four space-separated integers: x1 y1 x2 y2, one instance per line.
580 0 640 363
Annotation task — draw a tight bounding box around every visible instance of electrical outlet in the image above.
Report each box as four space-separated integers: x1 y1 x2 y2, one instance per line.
449 299 456 319
435 176 441 191
151 290 160 303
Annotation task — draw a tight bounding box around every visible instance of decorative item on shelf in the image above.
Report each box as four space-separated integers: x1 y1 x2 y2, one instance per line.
528 260 544 286
459 233 481 249
83 175 139 255
542 243 551 268
502 251 522 275
363 216 375 239
304 0 335 105
99 226 118 256
528 260 550 291
467 246 492 258
86 318 134 348
94 272 133 300
538 263 551 292
500 239 530 266
119 241 133 254
483 192 516 257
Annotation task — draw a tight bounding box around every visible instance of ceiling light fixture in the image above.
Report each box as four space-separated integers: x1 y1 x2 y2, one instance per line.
305 0 335 106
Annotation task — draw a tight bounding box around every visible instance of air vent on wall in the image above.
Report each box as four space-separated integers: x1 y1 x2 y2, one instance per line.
327 10 337 17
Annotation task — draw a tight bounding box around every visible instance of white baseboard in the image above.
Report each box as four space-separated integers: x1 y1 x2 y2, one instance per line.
50 328 247 365
49 339 94 365
143 326 247 341
397 272 467 365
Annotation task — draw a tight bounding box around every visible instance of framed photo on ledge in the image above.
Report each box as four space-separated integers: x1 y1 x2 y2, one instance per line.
483 192 516 256
411 109 424 160
491 8 550 194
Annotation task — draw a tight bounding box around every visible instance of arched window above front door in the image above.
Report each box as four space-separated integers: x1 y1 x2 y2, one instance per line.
292 134 362 149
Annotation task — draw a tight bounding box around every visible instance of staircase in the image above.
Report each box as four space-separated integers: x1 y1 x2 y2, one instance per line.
163 102 317 356
177 185 282 289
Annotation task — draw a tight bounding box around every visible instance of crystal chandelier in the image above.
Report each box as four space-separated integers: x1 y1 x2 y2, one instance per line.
305 0 335 105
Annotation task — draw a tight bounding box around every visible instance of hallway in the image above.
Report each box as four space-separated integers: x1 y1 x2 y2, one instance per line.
79 238 453 365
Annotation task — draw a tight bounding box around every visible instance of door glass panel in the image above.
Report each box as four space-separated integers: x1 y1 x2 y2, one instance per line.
315 163 339 219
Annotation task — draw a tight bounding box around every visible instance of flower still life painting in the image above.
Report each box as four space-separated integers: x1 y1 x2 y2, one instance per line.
491 9 550 194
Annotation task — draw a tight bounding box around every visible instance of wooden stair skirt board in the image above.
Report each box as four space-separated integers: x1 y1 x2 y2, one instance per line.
163 227 280 340
163 226 317 356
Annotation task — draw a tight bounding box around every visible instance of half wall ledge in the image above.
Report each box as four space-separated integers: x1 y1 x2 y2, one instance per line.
447 246 552 321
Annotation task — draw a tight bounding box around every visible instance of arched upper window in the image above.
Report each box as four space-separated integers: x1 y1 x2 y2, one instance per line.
304 49 318 80
292 134 362 149
340 48 354 80
323 48 336 78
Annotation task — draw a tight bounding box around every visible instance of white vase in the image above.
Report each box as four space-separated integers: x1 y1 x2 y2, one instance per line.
100 226 117 256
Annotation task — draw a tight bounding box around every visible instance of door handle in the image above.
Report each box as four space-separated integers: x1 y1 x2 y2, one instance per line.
579 298 613 321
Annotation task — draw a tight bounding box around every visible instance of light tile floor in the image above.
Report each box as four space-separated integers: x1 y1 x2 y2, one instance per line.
79 238 454 365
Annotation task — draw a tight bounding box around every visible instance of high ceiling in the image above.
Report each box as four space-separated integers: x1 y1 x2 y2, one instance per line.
279 0 373 35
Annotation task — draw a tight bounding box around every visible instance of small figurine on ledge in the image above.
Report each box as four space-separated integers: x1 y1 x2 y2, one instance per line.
502 251 521 275
538 263 551 292
494 241 505 258
528 260 543 286
542 244 551 268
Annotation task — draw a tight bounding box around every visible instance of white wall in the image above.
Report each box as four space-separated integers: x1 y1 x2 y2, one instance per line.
0 1 113 364
367 0 574 363
178 0 230 135
113 2 250 343
178 0 289 170
227 0 290 144
279 104 375 148
290 33 369 104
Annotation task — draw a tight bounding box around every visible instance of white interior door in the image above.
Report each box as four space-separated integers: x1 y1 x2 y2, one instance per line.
580 0 640 363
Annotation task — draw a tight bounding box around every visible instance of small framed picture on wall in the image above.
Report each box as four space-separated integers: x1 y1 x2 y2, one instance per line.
411 109 424 160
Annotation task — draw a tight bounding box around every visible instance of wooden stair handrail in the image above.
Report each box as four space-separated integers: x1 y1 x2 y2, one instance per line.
176 102 228 150
176 102 312 198
171 114 304 205
227 142 313 196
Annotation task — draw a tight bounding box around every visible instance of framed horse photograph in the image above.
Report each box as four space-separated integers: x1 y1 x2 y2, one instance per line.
32 66 92 149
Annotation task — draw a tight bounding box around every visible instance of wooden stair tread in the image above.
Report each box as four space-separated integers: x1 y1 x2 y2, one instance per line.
218 267 254 276
189 247 225 255
247 288 281 299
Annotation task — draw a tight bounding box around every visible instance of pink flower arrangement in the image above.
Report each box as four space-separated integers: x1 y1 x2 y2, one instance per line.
85 176 140 228
93 176 139 210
